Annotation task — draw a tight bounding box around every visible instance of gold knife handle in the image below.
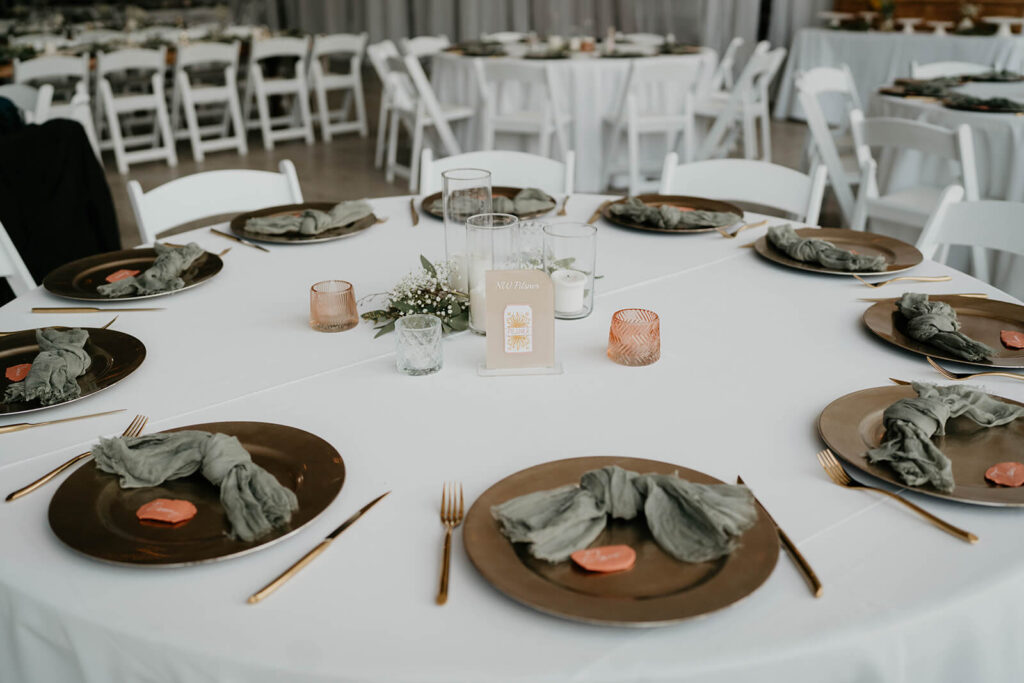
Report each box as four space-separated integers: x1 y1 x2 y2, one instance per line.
436 525 453 605
409 198 419 225
0 423 29 435
6 451 92 502
248 539 332 604
892 276 952 283
777 527 823 597
33 307 100 313
859 485 978 543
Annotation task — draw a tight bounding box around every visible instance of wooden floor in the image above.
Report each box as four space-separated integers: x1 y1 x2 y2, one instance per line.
104 77 825 247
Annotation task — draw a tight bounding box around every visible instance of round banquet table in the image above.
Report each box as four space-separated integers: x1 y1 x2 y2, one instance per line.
431 50 714 193
774 27 1024 121
2 194 1024 683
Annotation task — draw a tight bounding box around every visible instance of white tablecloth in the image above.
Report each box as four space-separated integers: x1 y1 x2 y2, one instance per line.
774 27 1024 120
432 52 712 192
2 194 1024 682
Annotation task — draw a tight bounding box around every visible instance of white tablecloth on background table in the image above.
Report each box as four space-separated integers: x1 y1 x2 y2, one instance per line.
2 194 1024 682
432 52 713 192
774 27 1024 120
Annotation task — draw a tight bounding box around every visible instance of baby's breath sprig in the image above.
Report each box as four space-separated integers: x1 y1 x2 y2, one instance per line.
361 255 470 337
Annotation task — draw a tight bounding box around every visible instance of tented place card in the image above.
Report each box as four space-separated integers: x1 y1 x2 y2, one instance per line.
479 270 562 376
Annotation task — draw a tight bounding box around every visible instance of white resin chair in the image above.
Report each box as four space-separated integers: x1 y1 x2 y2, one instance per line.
917 186 1024 283
659 154 828 225
697 43 786 162
386 54 474 191
849 109 979 238
96 47 178 175
473 59 570 159
309 32 369 140
14 54 89 120
127 159 303 244
418 149 575 195
601 56 704 194
0 83 53 123
703 37 744 94
400 35 451 59
242 36 315 150
171 41 247 162
9 33 70 51
480 32 527 44
0 220 35 298
910 61 992 79
69 82 101 161
366 40 405 169
796 65 862 225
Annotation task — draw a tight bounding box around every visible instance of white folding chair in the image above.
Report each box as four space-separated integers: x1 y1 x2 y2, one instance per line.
910 61 992 79
96 47 178 175
703 37 744 94
309 32 369 141
387 54 473 191
796 65 862 225
917 186 1024 283
473 59 570 159
0 83 53 123
601 56 704 194
14 54 90 120
418 149 576 195
9 33 70 51
242 36 315 150
69 82 101 162
849 109 979 240
171 41 247 162
366 40 404 169
400 35 451 59
0 220 35 298
659 154 828 225
697 43 786 162
127 159 303 244
480 32 527 44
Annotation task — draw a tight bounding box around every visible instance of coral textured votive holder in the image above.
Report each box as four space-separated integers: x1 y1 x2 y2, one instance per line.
607 308 660 366
310 280 358 332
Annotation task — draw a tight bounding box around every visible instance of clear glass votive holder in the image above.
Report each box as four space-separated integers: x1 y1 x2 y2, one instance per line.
607 308 660 366
466 213 520 335
309 280 358 332
518 220 548 271
543 223 597 319
442 168 492 293
395 314 443 375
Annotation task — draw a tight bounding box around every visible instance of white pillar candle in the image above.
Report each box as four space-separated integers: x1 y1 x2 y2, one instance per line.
469 285 487 330
551 269 587 314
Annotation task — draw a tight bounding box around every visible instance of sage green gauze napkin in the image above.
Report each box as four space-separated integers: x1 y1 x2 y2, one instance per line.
866 382 1024 492
945 93 1024 113
491 465 757 564
429 188 556 217
897 292 994 362
767 224 886 271
608 197 741 230
92 431 299 542
244 200 374 235
3 328 90 406
97 242 205 297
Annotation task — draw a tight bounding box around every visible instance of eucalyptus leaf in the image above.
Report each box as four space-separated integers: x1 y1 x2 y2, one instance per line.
420 255 437 278
449 315 469 331
373 320 396 338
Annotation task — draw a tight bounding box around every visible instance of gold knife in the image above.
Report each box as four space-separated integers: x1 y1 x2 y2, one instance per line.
248 491 391 604
587 199 614 224
210 227 271 253
738 476 822 598
0 408 126 435
410 197 420 226
32 307 164 313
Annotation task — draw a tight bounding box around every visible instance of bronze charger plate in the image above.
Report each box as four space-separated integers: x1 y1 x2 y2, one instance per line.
420 186 556 221
819 385 1024 506
0 327 145 417
230 203 377 244
941 97 1024 115
463 456 779 626
863 294 1024 368
753 227 922 275
48 421 346 566
600 194 744 234
43 247 223 302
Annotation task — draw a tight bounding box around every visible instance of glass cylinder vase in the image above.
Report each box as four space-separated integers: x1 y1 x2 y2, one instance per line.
442 169 492 293
466 213 520 335
543 223 597 319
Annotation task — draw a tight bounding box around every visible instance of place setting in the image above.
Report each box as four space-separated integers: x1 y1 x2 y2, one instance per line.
595 195 744 234
421 186 560 222
752 224 924 276
229 199 384 245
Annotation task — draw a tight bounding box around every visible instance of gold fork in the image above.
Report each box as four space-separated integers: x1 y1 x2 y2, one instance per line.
815 449 977 543
6 414 149 502
436 481 464 605
557 195 570 216
716 219 768 239
852 274 952 288
926 356 1024 382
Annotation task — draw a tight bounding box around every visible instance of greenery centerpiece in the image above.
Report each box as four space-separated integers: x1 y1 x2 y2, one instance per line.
361 256 469 337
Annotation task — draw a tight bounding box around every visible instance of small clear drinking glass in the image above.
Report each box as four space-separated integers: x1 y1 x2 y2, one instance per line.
309 280 358 332
442 169 493 293
543 223 597 319
466 213 520 334
395 314 443 375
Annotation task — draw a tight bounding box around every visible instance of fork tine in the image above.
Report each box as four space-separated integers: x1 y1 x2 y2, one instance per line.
458 483 464 521
440 482 447 522
823 449 852 485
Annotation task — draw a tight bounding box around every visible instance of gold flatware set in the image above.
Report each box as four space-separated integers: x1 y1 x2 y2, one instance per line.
436 481 464 605
717 219 767 239
926 356 1024 382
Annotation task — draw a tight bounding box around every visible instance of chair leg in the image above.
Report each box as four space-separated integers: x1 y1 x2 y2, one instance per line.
627 120 640 196
298 85 315 145
154 97 177 168
255 87 274 151
375 99 390 168
314 75 332 142
409 119 425 193
385 110 400 183
742 112 757 160
759 105 772 162
601 123 620 191
181 84 205 163
353 75 369 138
227 82 248 156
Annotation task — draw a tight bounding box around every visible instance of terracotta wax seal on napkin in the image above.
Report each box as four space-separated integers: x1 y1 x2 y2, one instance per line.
5 364 31 382
105 269 140 283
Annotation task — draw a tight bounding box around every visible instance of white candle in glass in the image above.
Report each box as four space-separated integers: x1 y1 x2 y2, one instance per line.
468 256 490 332
551 269 586 314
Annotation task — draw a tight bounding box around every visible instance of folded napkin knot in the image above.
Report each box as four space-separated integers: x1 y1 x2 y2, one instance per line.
491 465 757 564
92 431 299 542
97 242 204 297
244 200 374 236
3 328 91 406
767 224 886 272
609 197 741 230
897 292 994 362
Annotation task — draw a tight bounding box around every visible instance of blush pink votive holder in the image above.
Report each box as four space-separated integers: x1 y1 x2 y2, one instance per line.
607 308 660 366
310 280 358 332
